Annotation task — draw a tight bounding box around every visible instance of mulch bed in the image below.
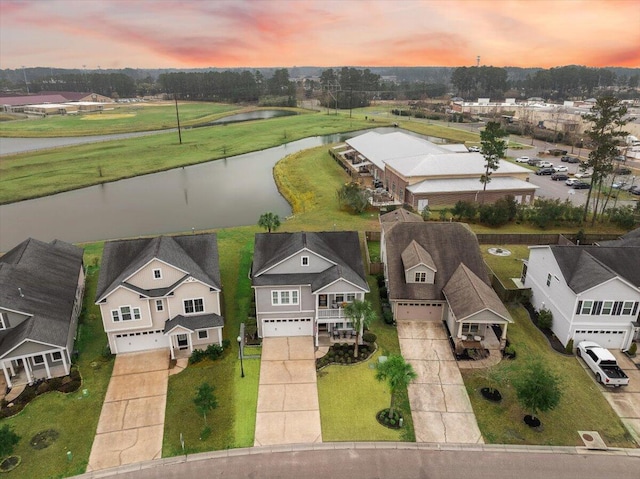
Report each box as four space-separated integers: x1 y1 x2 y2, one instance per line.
522 302 571 355
316 343 374 369
376 408 403 429
0 456 20 472
480 387 502 402
30 429 59 450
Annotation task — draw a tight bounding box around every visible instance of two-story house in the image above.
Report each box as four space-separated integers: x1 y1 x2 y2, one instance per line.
380 210 512 352
251 231 369 346
523 243 640 350
0 238 85 388
95 234 224 359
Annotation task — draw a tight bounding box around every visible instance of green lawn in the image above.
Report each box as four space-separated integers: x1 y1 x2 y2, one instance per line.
481 244 531 285
367 240 381 262
1 246 113 478
461 304 635 447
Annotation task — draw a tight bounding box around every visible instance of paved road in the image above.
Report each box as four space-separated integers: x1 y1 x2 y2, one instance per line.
71 444 640 479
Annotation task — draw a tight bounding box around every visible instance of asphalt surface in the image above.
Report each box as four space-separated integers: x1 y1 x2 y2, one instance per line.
71 444 640 479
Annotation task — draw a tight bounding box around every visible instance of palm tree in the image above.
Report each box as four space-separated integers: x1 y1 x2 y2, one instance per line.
344 299 376 358
375 354 417 418
257 212 281 233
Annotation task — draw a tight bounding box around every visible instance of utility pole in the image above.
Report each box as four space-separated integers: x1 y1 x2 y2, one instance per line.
22 66 29 93
174 93 182 145
476 56 480 67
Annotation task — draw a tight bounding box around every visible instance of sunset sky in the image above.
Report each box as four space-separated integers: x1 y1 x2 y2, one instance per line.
1 0 639 70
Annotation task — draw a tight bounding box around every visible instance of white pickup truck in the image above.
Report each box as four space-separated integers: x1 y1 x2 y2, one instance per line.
577 341 629 387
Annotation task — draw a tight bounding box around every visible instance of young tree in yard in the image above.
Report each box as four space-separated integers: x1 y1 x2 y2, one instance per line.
514 360 562 423
479 121 508 202
375 354 417 418
344 299 376 358
0 424 20 458
581 96 634 224
193 382 218 426
258 212 281 233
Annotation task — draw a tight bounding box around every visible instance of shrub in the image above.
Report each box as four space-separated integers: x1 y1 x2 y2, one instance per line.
565 339 574 355
0 424 20 457
205 344 224 361
504 344 516 358
376 273 385 288
189 348 206 364
36 382 50 395
379 286 388 300
382 309 394 325
628 342 637 357
537 308 553 330
362 332 377 344
221 339 231 350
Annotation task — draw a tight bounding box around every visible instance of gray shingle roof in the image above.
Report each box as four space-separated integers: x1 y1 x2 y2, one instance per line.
383 222 488 301
550 245 640 293
401 240 437 271
96 234 221 302
443 264 511 322
251 231 369 292
164 313 224 333
597 227 640 247
0 238 84 357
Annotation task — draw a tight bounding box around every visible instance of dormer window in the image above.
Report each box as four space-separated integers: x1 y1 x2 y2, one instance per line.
153 269 162 280
301 256 309 266
415 272 427 283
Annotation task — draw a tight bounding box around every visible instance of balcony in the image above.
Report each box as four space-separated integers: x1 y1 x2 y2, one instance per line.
317 308 347 320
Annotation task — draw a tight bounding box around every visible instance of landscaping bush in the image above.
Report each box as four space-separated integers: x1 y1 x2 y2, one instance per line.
0 424 20 457
206 344 224 360
379 286 388 300
382 308 394 325
376 273 385 288
565 339 574 355
628 342 637 357
362 332 377 344
537 308 553 330
189 348 207 364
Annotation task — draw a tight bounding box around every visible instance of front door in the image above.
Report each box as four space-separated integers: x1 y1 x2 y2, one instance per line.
177 334 188 349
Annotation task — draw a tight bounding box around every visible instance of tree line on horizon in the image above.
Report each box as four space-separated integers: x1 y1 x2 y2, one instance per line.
1 65 638 104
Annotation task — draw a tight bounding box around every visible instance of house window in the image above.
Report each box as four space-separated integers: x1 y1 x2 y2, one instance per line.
301 256 309 266
272 290 299 305
153 268 162 279
602 301 613 315
546 273 552 287
184 298 204 314
155 299 164 312
33 355 44 365
51 351 62 362
415 272 427 283
319 295 328 307
462 324 479 335
346 293 356 302
197 330 208 340
335 294 344 303
0 313 6 330
112 306 142 322
580 301 593 315
622 301 635 315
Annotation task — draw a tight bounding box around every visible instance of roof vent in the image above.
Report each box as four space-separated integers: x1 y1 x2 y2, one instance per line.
18 287 24 298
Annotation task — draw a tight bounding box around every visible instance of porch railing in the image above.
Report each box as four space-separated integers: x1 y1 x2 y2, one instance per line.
317 308 347 319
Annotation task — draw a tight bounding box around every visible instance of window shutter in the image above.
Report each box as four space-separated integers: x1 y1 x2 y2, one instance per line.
576 301 582 315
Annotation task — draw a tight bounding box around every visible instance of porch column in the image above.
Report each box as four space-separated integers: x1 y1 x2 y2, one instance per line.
1 362 12 389
501 324 508 340
9 361 15 375
61 351 70 376
188 333 193 354
22 357 32 384
456 322 463 338
170 336 175 360
43 355 52 379
217 328 222 346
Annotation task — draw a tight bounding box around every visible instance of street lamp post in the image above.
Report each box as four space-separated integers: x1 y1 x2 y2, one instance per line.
237 335 245 378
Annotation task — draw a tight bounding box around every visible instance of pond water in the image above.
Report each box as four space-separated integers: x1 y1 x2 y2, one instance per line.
0 128 406 251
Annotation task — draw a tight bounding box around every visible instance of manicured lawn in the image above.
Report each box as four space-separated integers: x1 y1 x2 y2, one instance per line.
481 244 531 286
367 240 381 262
461 304 635 447
0 111 382 204
0 246 113 478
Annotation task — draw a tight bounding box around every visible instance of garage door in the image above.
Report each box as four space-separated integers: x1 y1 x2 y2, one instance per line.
113 330 170 354
395 303 444 321
572 329 627 349
262 318 313 337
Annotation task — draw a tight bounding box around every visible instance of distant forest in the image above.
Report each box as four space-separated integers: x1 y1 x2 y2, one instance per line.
1 65 639 106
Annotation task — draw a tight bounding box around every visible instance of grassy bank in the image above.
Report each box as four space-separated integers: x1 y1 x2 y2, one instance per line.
0 111 380 204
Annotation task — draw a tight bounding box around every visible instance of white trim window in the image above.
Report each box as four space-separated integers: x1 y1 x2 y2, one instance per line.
0 312 6 330
197 330 209 340
33 355 44 365
155 299 164 312
51 351 63 362
271 290 299 305
153 268 162 279
111 305 142 322
414 272 427 283
184 298 204 314
301 256 309 266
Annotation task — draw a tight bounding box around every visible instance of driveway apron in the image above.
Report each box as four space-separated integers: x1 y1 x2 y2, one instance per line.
254 337 322 446
87 349 169 472
397 320 483 444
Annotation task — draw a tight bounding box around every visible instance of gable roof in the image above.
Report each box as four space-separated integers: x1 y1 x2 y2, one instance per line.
164 313 224 334
401 240 436 271
251 231 369 292
383 222 488 301
550 245 640 293
443 264 511 323
96 234 221 302
0 238 84 356
597 227 640 247
380 208 424 224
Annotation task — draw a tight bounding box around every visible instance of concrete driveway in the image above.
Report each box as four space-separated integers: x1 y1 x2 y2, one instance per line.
588 349 640 444
397 320 483 444
254 337 322 446
87 349 169 472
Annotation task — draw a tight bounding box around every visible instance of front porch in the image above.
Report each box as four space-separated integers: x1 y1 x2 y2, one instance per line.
1 349 71 389
3 361 69 388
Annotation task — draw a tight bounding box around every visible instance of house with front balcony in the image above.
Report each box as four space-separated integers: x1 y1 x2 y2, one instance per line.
523 242 640 350
250 231 369 346
0 238 85 388
380 210 512 353
95 234 224 359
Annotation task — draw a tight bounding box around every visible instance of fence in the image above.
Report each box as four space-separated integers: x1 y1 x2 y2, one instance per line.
476 233 622 246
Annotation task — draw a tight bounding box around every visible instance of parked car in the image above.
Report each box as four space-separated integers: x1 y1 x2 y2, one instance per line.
535 167 554 175
612 181 626 189
527 158 541 166
551 172 569 181
539 161 554 168
565 178 580 186
629 186 640 195
572 181 591 189
566 156 581 163
515 156 530 163
614 167 632 175
468 146 480 152
574 171 592 179
577 341 629 387
553 165 568 172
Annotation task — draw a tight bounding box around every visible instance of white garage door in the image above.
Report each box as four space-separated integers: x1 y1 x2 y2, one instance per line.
395 303 444 321
262 318 313 337
572 329 627 349
114 330 170 354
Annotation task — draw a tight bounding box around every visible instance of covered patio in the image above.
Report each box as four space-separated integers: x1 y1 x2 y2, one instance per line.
1 348 71 388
